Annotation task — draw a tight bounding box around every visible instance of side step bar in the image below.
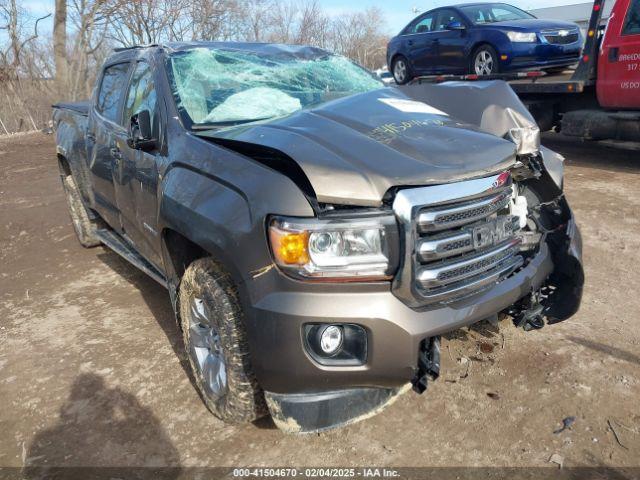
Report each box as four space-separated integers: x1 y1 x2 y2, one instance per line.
96 229 167 288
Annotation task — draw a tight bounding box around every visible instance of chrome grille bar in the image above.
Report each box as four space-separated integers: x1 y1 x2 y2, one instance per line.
418 231 474 261
418 255 524 303
417 239 521 289
418 191 511 232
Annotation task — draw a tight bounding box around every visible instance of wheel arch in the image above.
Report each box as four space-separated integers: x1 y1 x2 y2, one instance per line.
468 41 500 73
469 41 498 58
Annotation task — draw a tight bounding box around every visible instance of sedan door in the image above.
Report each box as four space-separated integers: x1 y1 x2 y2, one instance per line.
405 12 439 74
430 9 470 73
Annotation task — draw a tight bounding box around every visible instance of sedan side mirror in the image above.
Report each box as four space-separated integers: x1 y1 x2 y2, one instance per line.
447 21 466 31
128 110 156 151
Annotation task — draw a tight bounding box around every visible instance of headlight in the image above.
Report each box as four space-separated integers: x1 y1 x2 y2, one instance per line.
506 31 537 42
268 215 398 281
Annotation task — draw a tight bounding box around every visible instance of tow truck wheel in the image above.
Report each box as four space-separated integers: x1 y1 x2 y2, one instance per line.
179 258 267 424
392 56 412 85
471 45 499 76
61 174 102 248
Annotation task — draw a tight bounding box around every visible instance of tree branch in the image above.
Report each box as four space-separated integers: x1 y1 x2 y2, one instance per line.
18 13 52 51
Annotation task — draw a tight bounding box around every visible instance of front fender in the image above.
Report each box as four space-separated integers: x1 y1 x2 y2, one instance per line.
157 160 315 295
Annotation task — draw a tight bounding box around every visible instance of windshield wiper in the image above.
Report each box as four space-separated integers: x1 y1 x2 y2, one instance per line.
191 117 274 130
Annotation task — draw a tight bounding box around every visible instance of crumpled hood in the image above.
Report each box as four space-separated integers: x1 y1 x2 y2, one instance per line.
197 88 518 206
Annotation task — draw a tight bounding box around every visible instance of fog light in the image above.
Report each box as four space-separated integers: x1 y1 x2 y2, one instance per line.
320 325 343 354
303 324 367 366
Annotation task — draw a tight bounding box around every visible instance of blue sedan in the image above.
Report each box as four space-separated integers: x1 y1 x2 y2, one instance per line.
387 2 583 84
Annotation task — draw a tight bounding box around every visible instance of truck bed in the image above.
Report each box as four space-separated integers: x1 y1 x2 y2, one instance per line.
52 101 90 116
509 69 591 95
412 68 591 95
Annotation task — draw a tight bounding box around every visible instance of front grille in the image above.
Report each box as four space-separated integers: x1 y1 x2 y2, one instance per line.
392 172 524 306
541 29 580 45
418 192 511 232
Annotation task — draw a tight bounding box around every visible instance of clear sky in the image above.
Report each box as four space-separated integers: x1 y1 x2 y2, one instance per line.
16 0 577 38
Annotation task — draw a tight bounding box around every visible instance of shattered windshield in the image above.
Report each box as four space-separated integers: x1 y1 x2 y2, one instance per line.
167 47 383 128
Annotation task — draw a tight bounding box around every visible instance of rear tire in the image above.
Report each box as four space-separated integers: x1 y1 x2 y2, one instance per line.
392 56 412 85
179 258 267 424
470 45 499 75
61 174 102 248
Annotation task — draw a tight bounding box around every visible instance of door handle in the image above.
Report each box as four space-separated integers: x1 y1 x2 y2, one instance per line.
110 147 122 160
408 40 414 46
86 131 96 141
609 47 619 62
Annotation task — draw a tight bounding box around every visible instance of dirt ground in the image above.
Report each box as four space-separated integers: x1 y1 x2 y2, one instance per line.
1 132 639 472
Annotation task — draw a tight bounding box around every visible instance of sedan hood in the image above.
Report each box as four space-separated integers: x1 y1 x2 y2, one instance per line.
197 88 517 206
484 18 580 31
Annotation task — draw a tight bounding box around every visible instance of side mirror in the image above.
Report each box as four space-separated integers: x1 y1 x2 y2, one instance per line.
447 21 466 31
127 110 156 151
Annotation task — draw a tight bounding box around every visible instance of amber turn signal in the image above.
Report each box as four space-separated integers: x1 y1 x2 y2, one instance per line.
269 227 310 265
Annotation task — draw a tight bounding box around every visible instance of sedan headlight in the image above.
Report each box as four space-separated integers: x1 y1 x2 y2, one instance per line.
268 215 398 281
506 31 537 43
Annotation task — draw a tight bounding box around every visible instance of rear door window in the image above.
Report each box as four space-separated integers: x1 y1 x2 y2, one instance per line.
96 63 130 124
623 0 640 35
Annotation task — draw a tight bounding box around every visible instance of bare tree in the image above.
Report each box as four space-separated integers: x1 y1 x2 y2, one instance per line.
330 7 388 69
240 0 272 42
0 0 51 75
68 0 110 98
182 0 241 41
294 0 329 47
53 0 68 86
105 0 188 46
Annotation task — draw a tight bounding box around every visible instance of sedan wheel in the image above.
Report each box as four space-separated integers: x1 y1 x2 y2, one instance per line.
474 49 496 75
393 58 409 84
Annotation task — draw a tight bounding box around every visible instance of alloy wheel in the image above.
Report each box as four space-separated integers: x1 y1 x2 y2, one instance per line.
188 296 227 399
474 50 495 75
393 59 407 84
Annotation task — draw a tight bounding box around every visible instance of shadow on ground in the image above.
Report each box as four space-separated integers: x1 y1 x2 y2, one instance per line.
23 373 181 478
95 250 191 378
566 336 640 367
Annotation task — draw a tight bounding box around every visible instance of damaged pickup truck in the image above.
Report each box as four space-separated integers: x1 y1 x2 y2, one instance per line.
53 42 584 433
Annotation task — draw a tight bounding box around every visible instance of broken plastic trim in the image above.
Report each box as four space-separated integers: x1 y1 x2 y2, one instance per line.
265 386 409 433
412 336 441 394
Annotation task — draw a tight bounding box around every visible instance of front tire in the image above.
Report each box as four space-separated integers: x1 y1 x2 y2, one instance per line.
392 56 412 85
61 174 102 248
471 45 499 75
179 258 266 424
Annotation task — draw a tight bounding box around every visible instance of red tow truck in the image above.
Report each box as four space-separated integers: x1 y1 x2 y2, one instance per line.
413 0 640 145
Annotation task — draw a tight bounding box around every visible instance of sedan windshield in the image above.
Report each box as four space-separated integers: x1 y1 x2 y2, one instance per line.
460 3 535 24
167 47 383 128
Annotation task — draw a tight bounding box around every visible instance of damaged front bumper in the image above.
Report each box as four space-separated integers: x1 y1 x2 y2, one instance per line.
255 208 583 433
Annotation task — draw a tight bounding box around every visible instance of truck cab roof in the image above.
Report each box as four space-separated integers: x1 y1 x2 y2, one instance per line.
106 42 333 64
